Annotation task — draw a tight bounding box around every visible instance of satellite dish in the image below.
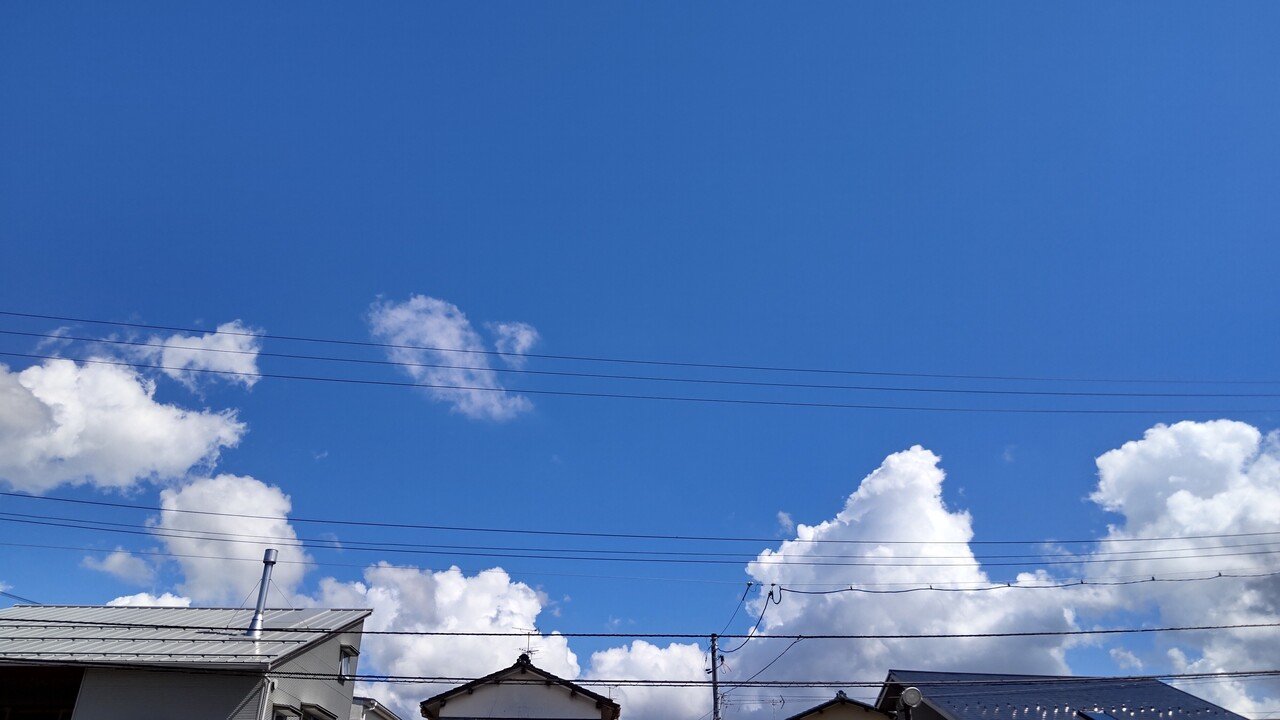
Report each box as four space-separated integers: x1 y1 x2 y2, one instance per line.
901 687 923 708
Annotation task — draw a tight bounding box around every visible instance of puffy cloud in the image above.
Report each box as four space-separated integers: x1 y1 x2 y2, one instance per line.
311 563 578 717
486 321 540 367
723 446 1088 715
82 548 155 585
157 474 312 604
368 296 533 421
587 641 706 720
107 592 192 607
134 320 262 388
1087 420 1280 714
0 359 245 493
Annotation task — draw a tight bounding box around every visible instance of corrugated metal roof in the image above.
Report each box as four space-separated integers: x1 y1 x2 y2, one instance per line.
0 605 370 670
879 671 1247 720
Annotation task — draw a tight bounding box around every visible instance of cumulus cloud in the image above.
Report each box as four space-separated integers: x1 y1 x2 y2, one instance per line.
718 446 1090 714
0 359 245 493
77 419 1274 720
134 320 262 388
107 592 192 607
368 296 533 421
587 641 706 720
1087 420 1280 715
311 563 578 716
157 474 312 604
486 321 540 368
83 548 155 585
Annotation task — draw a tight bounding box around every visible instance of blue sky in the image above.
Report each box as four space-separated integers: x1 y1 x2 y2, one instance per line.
2 3 1280 718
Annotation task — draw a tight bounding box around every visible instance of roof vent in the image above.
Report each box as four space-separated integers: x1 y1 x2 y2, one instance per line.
246 548 278 638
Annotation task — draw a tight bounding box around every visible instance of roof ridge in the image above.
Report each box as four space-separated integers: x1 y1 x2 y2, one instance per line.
888 669 1108 680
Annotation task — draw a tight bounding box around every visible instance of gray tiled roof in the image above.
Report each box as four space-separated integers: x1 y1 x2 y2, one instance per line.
0 605 370 670
878 671 1247 720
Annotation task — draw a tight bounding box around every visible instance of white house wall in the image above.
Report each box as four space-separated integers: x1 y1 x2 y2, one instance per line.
437 681 606 719
793 704 888 720
270 628 364 715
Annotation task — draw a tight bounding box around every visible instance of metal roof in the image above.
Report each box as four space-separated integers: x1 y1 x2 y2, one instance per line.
0 605 370 670
877 671 1247 720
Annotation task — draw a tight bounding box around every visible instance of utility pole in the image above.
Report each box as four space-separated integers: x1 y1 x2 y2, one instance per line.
710 633 721 720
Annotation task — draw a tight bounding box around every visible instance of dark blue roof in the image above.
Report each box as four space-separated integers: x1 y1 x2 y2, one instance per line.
876 670 1247 720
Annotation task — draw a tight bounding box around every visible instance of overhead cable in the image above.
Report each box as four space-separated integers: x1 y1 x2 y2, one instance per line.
7 513 1280 569
6 491 1279 547
4 615 1276 640
6 329 1280 400
4 350 1271 416
6 508 1278 564
0 656 1277 688
3 309 1277 386
8 539 1280 591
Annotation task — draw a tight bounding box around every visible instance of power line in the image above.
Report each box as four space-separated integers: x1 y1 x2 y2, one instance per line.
6 350 1271 417
9 507 1278 564
4 309 1278 386
724 637 804 693
2 615 1279 640
8 539 1280 592
719 583 755 635
8 328 1280 400
8 513 1280 569
723 588 781 653
7 491 1279 547
0 655 1276 688
0 589 41 605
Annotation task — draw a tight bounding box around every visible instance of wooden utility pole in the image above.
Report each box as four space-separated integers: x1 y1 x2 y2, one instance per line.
710 633 721 720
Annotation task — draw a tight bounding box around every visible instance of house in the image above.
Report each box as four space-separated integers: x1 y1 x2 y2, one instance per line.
352 696 404 720
785 690 890 720
873 670 1248 720
419 653 621 720
0 604 371 720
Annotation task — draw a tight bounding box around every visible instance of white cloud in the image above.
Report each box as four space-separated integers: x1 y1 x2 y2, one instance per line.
83 548 155 585
311 563 578 718
135 320 262 388
368 296 533 421
587 641 706 720
776 511 795 534
1110 647 1144 670
107 591 192 607
0 359 245 493
157 474 312 604
721 446 1087 714
86 419 1274 720
1087 420 1280 715
486 321 540 368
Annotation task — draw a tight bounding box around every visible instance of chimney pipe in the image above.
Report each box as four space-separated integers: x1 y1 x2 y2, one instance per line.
247 548 278 638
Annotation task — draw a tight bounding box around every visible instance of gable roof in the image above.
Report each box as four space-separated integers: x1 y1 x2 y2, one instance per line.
785 690 886 720
419 653 621 720
876 670 1247 720
0 605 370 671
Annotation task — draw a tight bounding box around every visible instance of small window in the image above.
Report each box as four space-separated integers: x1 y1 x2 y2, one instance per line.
340 645 359 683
273 705 302 720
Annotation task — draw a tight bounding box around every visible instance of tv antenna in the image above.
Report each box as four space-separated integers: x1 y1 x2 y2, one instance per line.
513 626 540 659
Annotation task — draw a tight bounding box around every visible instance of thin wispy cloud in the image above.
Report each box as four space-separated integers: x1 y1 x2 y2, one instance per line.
368 295 536 421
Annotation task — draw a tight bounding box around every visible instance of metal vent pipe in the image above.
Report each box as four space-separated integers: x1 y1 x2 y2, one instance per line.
247 548 278 638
